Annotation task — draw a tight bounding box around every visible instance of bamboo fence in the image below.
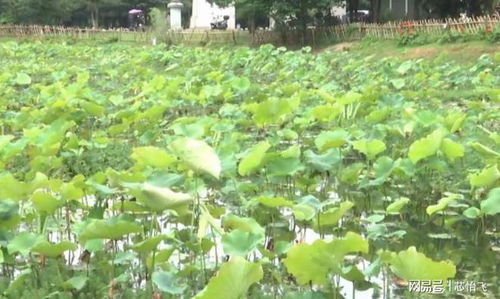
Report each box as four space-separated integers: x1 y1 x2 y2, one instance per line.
0 15 498 46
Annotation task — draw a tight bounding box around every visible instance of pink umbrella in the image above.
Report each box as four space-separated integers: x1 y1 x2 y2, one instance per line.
129 9 142 14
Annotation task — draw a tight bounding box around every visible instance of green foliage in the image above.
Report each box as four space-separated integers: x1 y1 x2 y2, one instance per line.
0 41 498 298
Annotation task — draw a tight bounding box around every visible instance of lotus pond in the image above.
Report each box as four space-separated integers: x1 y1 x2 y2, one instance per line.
0 41 499 298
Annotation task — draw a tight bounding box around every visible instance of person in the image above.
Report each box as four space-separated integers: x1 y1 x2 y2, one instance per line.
128 8 145 30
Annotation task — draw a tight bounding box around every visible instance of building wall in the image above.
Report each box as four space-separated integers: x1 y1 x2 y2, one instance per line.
381 0 419 20
190 0 236 29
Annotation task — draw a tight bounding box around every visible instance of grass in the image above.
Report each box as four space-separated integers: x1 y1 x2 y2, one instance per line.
323 39 500 64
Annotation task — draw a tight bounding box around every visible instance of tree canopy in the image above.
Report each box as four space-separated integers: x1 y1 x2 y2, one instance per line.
0 0 498 27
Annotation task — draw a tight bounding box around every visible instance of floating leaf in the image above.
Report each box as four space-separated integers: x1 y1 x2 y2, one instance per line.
195 257 263 299
388 246 456 281
238 141 271 176
170 138 221 179
463 207 481 219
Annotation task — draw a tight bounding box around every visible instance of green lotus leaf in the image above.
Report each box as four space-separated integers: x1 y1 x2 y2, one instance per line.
469 165 500 187
129 183 192 213
283 232 368 285
15 73 32 85
31 240 77 258
7 232 45 257
195 257 263 299
480 187 500 215
304 149 341 172
408 129 446 163
0 173 28 201
78 218 142 242
353 139 387 160
170 138 221 179
223 215 265 237
388 246 456 281
128 235 169 254
315 201 354 229
292 204 317 221
315 129 349 152
255 196 293 208
31 190 61 213
386 197 410 214
222 229 263 256
441 138 464 162
426 193 460 216
131 146 176 169
238 141 271 176
153 271 187 295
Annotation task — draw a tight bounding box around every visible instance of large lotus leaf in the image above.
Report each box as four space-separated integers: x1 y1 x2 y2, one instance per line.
292 204 317 221
152 271 187 295
0 173 27 201
128 183 192 213
362 156 395 187
128 235 168 254
388 246 456 281
480 187 500 215
426 193 459 216
283 232 368 285
222 229 263 256
469 165 500 187
7 232 45 256
315 201 354 229
255 196 293 208
230 76 251 93
15 73 32 85
440 138 464 162
386 197 410 214
251 97 299 126
304 149 341 172
223 215 265 237
238 141 271 176
352 139 386 160
78 218 142 242
311 104 342 122
195 257 263 299
265 154 304 177
314 129 349 152
170 138 221 179
31 190 61 213
31 240 77 258
131 146 176 169
408 129 446 164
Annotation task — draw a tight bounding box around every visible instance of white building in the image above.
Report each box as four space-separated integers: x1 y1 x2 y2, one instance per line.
190 0 236 29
